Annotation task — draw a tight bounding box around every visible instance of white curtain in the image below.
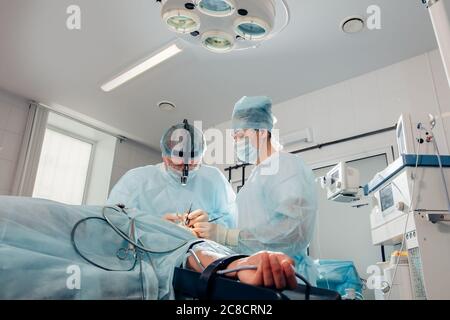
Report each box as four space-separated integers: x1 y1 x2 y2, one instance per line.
12 103 48 196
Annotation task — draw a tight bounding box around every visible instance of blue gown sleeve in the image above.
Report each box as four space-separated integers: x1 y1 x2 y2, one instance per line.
208 168 237 228
107 169 143 209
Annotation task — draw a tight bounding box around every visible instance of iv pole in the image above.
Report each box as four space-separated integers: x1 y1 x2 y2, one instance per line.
426 0 450 88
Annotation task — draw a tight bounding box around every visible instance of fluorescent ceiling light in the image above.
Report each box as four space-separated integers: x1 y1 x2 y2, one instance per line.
101 43 183 92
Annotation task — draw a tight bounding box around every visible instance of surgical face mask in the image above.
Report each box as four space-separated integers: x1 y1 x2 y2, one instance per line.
165 163 199 185
235 139 258 164
166 165 182 182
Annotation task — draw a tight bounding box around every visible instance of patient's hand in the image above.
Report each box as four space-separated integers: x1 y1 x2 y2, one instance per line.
228 252 297 290
187 250 297 290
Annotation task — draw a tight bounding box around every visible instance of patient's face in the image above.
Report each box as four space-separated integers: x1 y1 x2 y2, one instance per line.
163 156 200 173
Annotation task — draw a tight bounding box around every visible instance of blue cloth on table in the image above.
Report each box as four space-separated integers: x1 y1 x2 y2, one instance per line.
0 196 232 299
315 259 363 298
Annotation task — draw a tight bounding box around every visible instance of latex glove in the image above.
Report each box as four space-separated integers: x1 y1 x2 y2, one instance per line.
192 223 240 246
228 251 297 290
185 209 208 228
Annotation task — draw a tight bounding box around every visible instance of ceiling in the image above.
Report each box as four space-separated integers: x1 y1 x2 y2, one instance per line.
0 0 438 150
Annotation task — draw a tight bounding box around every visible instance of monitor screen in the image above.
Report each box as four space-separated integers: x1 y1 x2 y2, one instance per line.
380 184 394 212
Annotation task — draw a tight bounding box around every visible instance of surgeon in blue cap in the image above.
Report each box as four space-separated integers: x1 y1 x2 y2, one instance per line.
196 96 320 285
107 120 236 233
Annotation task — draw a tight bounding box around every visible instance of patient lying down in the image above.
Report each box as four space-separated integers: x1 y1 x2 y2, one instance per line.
0 196 296 299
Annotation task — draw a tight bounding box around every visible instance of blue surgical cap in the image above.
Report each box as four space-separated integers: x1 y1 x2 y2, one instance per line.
231 96 276 131
160 121 206 160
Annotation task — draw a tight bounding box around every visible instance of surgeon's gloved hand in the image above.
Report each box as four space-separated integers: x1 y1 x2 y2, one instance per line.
193 223 240 246
186 209 208 228
228 251 298 290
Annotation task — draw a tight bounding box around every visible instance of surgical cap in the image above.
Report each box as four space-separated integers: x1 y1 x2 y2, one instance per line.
231 96 277 131
160 121 206 160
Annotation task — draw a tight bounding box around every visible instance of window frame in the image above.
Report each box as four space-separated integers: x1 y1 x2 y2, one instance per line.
37 124 96 205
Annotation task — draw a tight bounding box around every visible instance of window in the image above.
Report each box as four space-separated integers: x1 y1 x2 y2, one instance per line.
32 128 93 205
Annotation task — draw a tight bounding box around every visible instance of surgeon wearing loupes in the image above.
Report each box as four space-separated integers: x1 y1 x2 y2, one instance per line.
107 119 236 234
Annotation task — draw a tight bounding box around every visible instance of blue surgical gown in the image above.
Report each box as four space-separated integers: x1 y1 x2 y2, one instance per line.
107 163 236 228
233 152 319 284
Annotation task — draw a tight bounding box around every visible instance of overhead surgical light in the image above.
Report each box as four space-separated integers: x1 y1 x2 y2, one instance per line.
202 31 234 52
196 0 236 17
163 9 200 34
159 0 290 53
234 17 271 40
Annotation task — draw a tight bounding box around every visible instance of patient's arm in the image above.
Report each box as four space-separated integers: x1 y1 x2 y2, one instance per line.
187 250 297 290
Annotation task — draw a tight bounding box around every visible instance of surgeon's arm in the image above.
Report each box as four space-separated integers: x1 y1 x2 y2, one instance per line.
186 250 297 290
202 174 317 255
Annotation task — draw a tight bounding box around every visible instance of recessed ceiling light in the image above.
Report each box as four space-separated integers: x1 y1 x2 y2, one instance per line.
158 101 176 111
101 42 183 92
341 16 365 34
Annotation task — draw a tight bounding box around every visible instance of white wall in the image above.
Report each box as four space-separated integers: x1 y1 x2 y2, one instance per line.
0 89 29 195
212 49 450 172
109 139 162 192
276 50 450 162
